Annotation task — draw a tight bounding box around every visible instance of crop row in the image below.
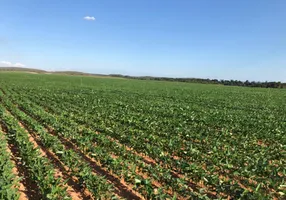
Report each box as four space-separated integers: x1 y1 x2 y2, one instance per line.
1 90 183 199
0 94 119 199
3 85 283 198
6 86 284 198
0 125 20 200
0 103 70 199
0 73 285 199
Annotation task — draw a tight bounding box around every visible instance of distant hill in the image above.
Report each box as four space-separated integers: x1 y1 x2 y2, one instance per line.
0 67 108 77
52 70 108 77
0 67 285 88
0 67 47 73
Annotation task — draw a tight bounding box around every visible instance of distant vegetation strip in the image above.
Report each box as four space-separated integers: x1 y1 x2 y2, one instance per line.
1 67 285 88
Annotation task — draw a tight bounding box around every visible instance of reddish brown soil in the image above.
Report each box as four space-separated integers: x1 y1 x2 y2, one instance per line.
7 104 235 199
91 132 176 197
48 127 144 200
0 130 28 200
0 122 42 199
96 132 219 198
9 103 141 199
10 102 281 199
15 117 89 200
3 107 86 200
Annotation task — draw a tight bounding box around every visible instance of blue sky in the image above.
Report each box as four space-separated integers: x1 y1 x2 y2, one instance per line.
1 0 285 81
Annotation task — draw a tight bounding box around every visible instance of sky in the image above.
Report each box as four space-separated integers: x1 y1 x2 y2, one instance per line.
0 0 285 82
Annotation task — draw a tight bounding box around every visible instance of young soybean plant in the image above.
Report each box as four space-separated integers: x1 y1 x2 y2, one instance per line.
0 132 20 200
0 106 70 200
3 99 116 199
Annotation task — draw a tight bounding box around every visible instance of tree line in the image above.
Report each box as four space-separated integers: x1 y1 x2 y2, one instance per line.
109 74 286 89
0 67 284 88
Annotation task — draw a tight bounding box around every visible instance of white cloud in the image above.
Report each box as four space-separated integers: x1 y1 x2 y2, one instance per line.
83 16 96 21
14 62 26 67
1 61 26 67
1 61 12 66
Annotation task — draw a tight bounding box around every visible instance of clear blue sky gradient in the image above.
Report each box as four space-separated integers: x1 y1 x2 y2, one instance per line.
1 0 285 81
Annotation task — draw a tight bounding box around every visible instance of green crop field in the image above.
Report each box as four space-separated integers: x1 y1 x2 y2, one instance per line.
0 72 285 199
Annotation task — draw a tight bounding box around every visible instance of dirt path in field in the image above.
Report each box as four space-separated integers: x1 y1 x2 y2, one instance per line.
0 122 41 200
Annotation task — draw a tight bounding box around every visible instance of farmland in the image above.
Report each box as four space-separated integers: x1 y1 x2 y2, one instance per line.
0 72 285 199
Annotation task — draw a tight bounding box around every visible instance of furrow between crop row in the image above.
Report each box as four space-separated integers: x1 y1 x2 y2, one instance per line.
19 94 252 198
18 89 283 197
0 125 27 200
7 93 214 198
3 88 236 199
13 114 87 200
1 97 135 200
0 108 67 199
1 73 285 200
